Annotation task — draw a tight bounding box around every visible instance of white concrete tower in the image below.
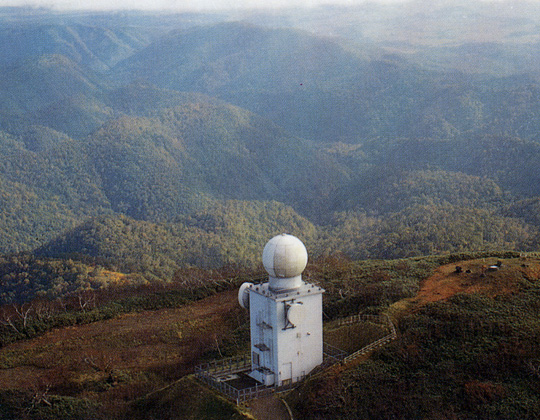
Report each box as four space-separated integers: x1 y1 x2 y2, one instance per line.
238 234 324 386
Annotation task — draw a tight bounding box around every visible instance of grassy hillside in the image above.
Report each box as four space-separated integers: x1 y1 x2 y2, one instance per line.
288 255 540 420
0 251 535 420
0 287 251 420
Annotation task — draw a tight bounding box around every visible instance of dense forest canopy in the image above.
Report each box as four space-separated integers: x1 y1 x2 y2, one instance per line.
0 1 540 298
1 3 540 420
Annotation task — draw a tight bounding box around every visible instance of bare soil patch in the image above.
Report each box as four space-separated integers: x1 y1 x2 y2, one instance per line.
413 256 540 307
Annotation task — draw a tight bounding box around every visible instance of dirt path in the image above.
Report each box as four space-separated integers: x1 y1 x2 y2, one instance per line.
245 395 292 420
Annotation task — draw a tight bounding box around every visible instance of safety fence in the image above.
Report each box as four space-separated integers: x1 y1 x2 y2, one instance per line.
336 313 389 328
195 363 274 404
196 353 251 376
194 344 347 404
195 313 397 403
343 313 397 362
322 341 348 364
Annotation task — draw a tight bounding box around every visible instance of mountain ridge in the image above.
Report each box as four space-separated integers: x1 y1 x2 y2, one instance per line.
0 10 539 283
1 7 540 419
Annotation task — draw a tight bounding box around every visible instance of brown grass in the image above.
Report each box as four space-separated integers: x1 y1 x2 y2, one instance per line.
324 322 388 354
388 256 540 315
0 289 241 406
3 256 540 417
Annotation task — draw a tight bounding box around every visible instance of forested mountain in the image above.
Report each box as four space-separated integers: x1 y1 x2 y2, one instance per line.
109 19 540 143
0 23 151 71
2 4 540 420
35 201 319 278
0 54 100 114
0 3 540 294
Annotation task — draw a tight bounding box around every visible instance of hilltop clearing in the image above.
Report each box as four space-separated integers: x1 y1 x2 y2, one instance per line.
406 255 540 308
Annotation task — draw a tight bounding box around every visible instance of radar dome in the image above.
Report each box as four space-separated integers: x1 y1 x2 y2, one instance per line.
262 234 308 287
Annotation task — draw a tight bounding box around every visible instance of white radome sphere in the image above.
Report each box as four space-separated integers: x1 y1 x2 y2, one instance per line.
262 234 308 279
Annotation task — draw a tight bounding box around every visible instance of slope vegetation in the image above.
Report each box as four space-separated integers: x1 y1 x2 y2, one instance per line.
0 11 540 304
288 254 540 420
0 289 250 420
0 252 536 419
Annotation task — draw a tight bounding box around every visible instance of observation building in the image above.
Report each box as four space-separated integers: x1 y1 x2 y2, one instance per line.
238 234 324 386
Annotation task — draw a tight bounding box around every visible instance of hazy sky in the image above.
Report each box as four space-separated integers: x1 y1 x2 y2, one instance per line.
2 0 526 12
1 0 503 12
0 0 403 10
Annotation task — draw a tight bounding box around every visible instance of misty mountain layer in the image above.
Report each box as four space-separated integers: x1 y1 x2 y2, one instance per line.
1 3 540 273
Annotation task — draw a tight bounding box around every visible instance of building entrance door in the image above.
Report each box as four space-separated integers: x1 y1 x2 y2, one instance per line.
281 362 292 386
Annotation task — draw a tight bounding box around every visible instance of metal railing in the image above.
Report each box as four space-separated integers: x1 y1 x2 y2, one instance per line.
195 313 398 402
195 353 251 376
323 341 348 362
195 365 274 404
342 314 397 362
194 345 346 404
335 313 389 328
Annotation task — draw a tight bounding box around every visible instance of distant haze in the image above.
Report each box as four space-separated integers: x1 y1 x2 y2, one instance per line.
2 0 397 11
0 0 518 12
